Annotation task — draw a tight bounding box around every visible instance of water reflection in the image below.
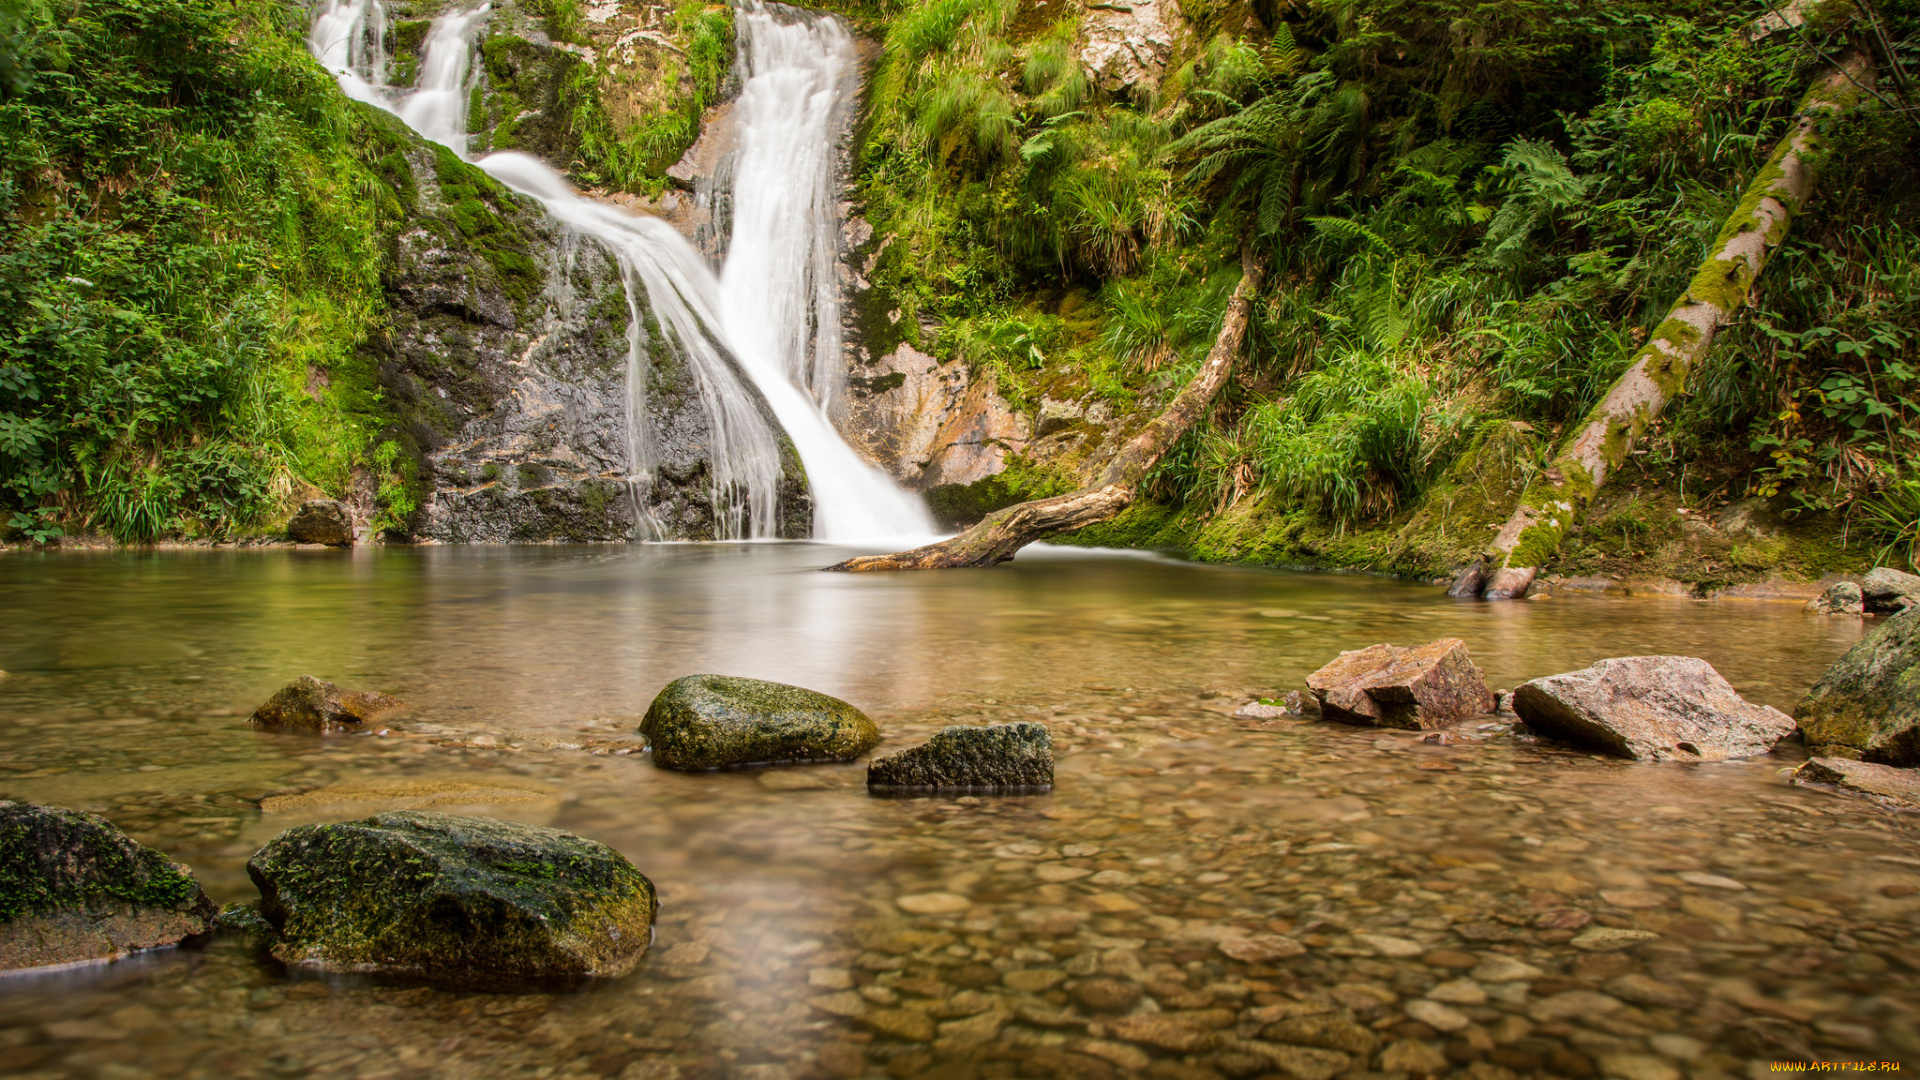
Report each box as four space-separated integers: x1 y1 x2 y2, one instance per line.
0 545 1912 1078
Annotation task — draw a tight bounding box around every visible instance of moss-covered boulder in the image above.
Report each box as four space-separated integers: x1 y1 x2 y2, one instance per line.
248 674 407 734
0 801 216 972
867 723 1054 792
640 675 880 771
246 811 655 990
1796 607 1920 765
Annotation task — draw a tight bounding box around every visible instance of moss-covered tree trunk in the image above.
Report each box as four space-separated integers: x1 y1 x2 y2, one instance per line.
826 248 1267 572
1450 52 1876 600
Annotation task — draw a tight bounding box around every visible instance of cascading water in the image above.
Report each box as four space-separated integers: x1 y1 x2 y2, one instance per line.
305 0 934 544
719 1 935 542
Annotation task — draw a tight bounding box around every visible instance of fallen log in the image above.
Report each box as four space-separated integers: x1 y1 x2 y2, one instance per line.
1450 52 1876 600
827 248 1267 572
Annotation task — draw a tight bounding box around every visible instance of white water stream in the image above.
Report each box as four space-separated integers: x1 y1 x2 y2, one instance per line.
307 0 934 544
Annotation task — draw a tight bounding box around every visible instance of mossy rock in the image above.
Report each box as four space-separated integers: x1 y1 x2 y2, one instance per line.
248 674 407 735
247 811 657 990
1795 606 1920 765
867 723 1054 792
0 800 216 972
640 675 880 771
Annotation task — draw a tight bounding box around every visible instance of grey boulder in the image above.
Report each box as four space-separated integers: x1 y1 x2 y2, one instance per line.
1511 656 1793 761
1862 566 1920 613
1805 580 1865 616
641 674 880 770
0 801 217 972
287 499 354 546
249 674 407 734
1795 606 1920 764
867 723 1053 792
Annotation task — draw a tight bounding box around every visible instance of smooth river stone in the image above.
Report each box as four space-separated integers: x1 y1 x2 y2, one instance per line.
641 674 879 771
245 810 656 990
0 800 217 972
1511 656 1793 761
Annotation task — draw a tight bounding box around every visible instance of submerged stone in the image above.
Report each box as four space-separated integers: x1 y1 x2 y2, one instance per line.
1792 757 1920 809
286 499 354 546
246 810 655 990
867 723 1053 792
248 674 407 734
1512 656 1792 761
1795 607 1920 765
641 674 879 771
0 800 216 972
1305 638 1493 729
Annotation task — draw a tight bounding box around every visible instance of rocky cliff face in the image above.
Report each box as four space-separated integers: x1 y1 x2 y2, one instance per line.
359 107 807 542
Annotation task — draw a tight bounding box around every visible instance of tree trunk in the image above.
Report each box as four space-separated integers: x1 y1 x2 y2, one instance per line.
1450 52 1875 601
826 248 1267 572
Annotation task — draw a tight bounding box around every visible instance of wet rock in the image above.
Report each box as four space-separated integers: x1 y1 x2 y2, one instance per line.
1602 974 1695 1010
1108 1013 1218 1052
1724 1017 1815 1062
1241 1042 1350 1080
640 674 879 771
247 674 407 735
1569 927 1659 952
1861 566 1920 612
1510 656 1793 761
1406 999 1470 1032
1791 757 1920 809
1217 933 1305 963
1794 607 1920 765
1263 1014 1378 1056
1073 977 1143 1013
286 499 354 546
246 810 656 990
0 801 217 972
1806 581 1865 616
867 722 1051 791
1306 639 1493 729
1379 1039 1450 1074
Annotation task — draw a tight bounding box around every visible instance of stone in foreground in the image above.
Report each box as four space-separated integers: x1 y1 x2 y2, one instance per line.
1795 607 1920 765
247 811 655 990
249 674 407 734
286 499 354 546
641 674 879 770
1806 580 1865 616
1792 757 1920 809
1305 639 1493 729
0 801 216 972
867 723 1053 792
1512 656 1792 761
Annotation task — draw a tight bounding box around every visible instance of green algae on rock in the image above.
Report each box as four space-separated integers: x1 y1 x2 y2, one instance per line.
248 675 407 734
867 723 1054 792
246 811 654 990
1795 607 1920 766
640 675 880 771
0 800 216 972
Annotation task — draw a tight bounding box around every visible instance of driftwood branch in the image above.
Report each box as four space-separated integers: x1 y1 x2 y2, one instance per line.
1450 51 1876 600
826 247 1267 572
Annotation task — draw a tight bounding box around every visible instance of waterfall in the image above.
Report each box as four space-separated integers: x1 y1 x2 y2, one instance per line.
720 1 935 542
306 0 935 545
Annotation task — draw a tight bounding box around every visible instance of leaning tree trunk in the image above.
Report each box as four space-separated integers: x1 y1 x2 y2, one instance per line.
1450 52 1876 601
826 248 1267 572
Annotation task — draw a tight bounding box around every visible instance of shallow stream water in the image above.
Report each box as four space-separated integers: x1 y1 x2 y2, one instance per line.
0 545 1915 1080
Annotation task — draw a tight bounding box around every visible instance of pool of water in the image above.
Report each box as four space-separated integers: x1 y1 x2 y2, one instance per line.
0 544 1914 1079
